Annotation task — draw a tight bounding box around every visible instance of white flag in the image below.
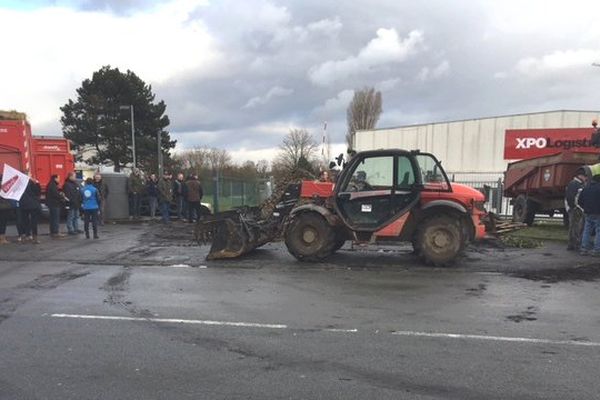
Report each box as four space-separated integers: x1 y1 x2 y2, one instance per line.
0 164 30 201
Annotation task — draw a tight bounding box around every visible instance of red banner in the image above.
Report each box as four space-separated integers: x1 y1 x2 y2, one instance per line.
504 128 599 160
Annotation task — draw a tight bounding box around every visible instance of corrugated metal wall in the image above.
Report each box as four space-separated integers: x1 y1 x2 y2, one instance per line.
355 110 600 181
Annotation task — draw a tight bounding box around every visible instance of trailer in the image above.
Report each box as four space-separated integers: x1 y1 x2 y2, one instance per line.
504 151 599 225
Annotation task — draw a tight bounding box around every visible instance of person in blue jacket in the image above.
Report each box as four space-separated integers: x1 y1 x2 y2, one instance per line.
80 178 100 239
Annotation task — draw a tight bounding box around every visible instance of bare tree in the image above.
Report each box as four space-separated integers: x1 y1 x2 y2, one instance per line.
185 147 210 170
275 129 318 172
206 148 232 171
173 146 232 174
346 87 383 149
256 159 270 177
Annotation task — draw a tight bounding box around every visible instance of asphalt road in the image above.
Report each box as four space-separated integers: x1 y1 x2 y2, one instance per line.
1 222 600 399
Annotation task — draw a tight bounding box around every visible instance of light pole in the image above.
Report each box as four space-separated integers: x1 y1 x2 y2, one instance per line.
157 132 163 176
120 105 136 169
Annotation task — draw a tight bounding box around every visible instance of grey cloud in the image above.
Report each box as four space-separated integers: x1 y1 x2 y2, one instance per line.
144 0 600 153
308 29 424 86
243 86 295 109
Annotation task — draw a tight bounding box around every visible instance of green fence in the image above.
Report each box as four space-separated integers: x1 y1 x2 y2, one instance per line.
199 175 271 213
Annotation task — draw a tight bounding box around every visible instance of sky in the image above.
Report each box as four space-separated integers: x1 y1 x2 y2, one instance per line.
1 0 600 163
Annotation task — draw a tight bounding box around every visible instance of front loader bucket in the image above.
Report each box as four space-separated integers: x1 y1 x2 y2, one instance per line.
193 179 304 261
195 210 261 260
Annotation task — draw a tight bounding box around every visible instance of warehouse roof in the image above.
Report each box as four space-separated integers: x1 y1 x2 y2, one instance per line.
358 109 600 132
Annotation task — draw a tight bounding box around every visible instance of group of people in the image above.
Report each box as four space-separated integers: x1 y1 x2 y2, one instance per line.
0 171 108 244
126 169 204 224
565 165 600 255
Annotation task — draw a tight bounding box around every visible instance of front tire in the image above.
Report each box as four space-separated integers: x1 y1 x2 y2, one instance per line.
285 213 335 262
416 215 464 266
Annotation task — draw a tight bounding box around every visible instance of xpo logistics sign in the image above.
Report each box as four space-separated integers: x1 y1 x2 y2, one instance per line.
504 128 599 159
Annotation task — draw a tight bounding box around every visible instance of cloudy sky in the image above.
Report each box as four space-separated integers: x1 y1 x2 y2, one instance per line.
1 0 600 162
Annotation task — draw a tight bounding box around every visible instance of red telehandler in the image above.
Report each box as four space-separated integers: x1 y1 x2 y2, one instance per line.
196 149 487 266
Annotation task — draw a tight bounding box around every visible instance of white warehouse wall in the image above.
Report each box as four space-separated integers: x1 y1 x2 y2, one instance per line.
355 110 600 181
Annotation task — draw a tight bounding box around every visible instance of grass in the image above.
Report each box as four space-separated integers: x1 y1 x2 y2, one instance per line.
501 222 567 247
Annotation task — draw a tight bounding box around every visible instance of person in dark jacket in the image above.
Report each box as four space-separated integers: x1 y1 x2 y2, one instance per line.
565 170 586 250
146 174 159 218
591 119 600 147
173 173 186 220
185 175 204 223
81 178 100 239
127 169 144 219
0 174 12 244
578 176 600 255
19 177 42 244
157 172 173 223
93 173 109 225
46 175 65 238
63 171 82 235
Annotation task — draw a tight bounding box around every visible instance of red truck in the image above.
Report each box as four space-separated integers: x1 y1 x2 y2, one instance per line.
0 112 75 194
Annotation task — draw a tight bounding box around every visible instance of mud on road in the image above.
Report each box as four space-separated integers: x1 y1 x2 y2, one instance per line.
110 221 600 283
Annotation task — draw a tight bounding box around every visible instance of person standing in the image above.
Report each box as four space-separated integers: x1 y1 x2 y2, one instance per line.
81 178 100 239
93 173 109 225
19 177 42 244
565 170 586 250
591 119 600 147
185 175 203 223
157 172 173 223
46 175 65 238
0 174 12 244
127 169 144 219
318 170 331 182
63 172 82 235
578 175 600 256
146 174 159 219
173 173 186 221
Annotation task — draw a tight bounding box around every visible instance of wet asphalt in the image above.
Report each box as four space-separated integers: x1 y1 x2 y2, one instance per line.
1 221 600 399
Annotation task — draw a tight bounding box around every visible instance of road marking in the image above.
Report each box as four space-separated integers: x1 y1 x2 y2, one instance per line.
391 330 600 347
323 328 358 333
48 314 600 347
50 314 287 329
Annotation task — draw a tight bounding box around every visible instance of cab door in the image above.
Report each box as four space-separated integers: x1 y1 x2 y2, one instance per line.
334 153 421 231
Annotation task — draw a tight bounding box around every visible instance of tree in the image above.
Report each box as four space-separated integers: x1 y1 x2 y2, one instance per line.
206 148 232 172
172 147 236 177
255 159 270 177
275 129 318 172
61 65 175 172
346 87 383 149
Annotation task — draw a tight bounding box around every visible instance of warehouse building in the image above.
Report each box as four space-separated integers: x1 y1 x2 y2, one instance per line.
354 110 600 182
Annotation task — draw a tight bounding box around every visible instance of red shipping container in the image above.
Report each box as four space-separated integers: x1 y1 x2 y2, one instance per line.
0 119 74 193
0 119 33 174
32 137 75 191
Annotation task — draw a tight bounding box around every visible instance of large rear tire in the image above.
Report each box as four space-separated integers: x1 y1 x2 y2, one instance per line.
416 215 464 267
285 213 335 262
